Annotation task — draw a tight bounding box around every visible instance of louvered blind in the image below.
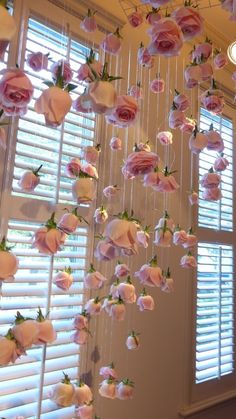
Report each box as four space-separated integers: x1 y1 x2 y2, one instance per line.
196 243 234 383
0 11 96 419
198 108 234 231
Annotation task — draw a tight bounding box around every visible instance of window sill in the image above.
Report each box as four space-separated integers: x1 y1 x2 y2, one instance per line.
179 389 236 417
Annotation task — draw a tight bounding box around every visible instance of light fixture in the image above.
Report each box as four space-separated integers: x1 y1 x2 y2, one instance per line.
227 41 236 65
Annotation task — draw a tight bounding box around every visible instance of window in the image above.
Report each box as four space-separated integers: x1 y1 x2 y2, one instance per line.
0 4 97 418
195 107 235 388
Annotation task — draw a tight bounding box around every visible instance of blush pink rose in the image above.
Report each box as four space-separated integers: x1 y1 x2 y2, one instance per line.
85 298 102 316
65 158 82 178
57 213 81 234
110 300 126 321
94 207 108 224
80 11 97 33
74 313 88 330
73 329 89 345
182 230 198 248
128 11 143 27
205 127 224 152
36 319 57 344
106 95 138 128
188 191 199 205
114 263 130 278
110 136 122 150
18 169 40 192
151 171 179 192
83 145 100 165
77 61 102 83
137 292 155 311
143 171 160 188
49 378 74 407
214 155 229 172
184 64 202 88
103 184 119 198
173 229 187 246
180 117 195 133
103 296 116 315
84 268 107 290
192 41 212 63
26 52 48 72
82 163 98 179
200 171 221 189
135 261 163 288
72 178 96 204
12 319 39 348
116 381 134 400
0 68 33 109
32 214 66 255
73 382 92 406
76 404 93 419
214 52 228 69
129 84 143 100
0 334 20 366
82 81 117 114
99 379 117 399
157 131 173 145
137 230 150 248
51 60 73 84
123 150 159 177
100 29 122 55
148 18 183 57
150 77 165 93
161 275 174 293
180 253 197 268
169 109 186 129
189 130 207 154
202 187 222 201
154 228 172 247
0 242 18 281
200 62 213 81
94 239 119 261
100 365 118 380
53 269 73 291
126 333 140 350
105 219 138 252
137 44 154 68
155 212 175 230
118 279 136 304
146 9 162 25
171 6 204 40
34 86 72 127
73 95 93 113
173 92 190 111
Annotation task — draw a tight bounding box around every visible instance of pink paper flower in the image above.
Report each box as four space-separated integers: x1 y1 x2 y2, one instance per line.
189 127 207 154
135 256 162 287
73 329 89 345
12 314 39 348
180 252 197 268
200 62 213 81
83 145 100 165
200 169 221 189
73 381 92 406
65 158 82 178
157 131 173 145
214 51 228 69
35 309 57 344
201 84 225 115
110 298 126 321
58 209 85 234
32 213 66 255
169 109 186 129
173 91 190 111
105 217 138 253
100 28 122 55
192 40 212 63
53 268 73 291
0 237 18 281
188 191 199 205
82 80 117 114
148 18 183 57
137 43 154 68
117 277 136 304
214 154 229 172
129 83 143 100
26 52 48 72
123 150 159 177
171 6 204 40
126 331 140 350
128 11 143 27
51 60 73 84
99 379 117 399
114 262 130 278
106 95 138 128
150 77 165 93
85 297 102 316
84 264 107 290
49 374 74 407
0 126 6 150
137 229 150 248
173 227 187 246
180 117 195 133
182 228 198 249
184 64 202 88
94 238 119 261
110 136 122 150
0 331 21 366
74 312 89 330
80 9 97 33
202 187 222 201
34 86 72 127
72 178 96 204
103 184 119 198
18 165 42 192
117 380 134 400
146 8 162 25
100 363 118 380
137 289 155 311
0 68 33 109
205 125 224 152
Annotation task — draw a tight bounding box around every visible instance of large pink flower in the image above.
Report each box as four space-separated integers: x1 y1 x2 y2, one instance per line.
118 278 136 304
150 77 165 93
58 212 81 234
128 11 143 27
0 68 33 109
171 6 204 40
72 178 96 204
53 269 73 291
51 60 73 84
205 126 224 152
169 109 186 129
192 41 212 63
100 364 118 380
173 92 190 111
200 62 213 81
26 52 49 72
32 214 66 255
214 52 228 70
84 265 107 290
18 169 41 192
157 131 173 145
214 155 229 172
148 18 183 57
123 150 159 177
77 61 102 83
137 291 155 311
106 95 138 128
65 158 81 178
137 44 154 68
202 187 222 201
80 10 97 33
105 218 138 252
135 257 163 287
34 86 72 127
200 170 221 189
81 81 117 114
184 64 202 88
94 238 119 261
100 29 122 55
189 130 207 154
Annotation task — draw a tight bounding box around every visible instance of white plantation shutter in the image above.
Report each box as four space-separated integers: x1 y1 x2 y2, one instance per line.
0 5 98 418
195 105 235 388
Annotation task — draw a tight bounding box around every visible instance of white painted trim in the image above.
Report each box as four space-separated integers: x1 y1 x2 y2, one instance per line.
180 389 236 417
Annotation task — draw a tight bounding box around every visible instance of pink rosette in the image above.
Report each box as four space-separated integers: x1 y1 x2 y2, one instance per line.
73 382 93 406
32 213 66 255
84 264 107 290
12 315 39 349
128 11 143 27
103 184 119 198
205 125 224 152
94 238 119 262
171 6 204 40
200 169 221 189
157 131 173 145
128 83 143 100
82 163 98 179
110 299 126 321
173 91 190 111
58 208 86 234
83 145 100 165
214 52 228 70
137 229 150 248
99 379 117 399
100 28 122 56
85 297 102 316
137 44 154 68
214 154 229 172
94 206 108 224
0 238 18 281
76 404 93 419
117 380 134 400
184 64 202 88
135 256 163 287
148 17 183 57
114 263 130 278
100 364 118 380
73 95 93 113
169 109 186 129
73 312 88 330
182 228 198 249
143 171 160 188
0 335 19 366
180 117 195 133
201 87 225 115
80 10 97 33
18 166 41 192
123 150 159 177
35 310 57 344
106 95 138 128
105 217 138 253
110 136 122 150
191 41 212 63
155 211 175 230
200 62 213 81
26 52 49 72
137 289 155 311
77 60 102 82
154 227 172 247
146 8 162 26
150 77 165 93
0 68 33 109
51 60 73 84
173 227 187 246
72 178 96 204
73 329 89 345
81 80 117 114
126 332 140 350
150 168 179 193
188 191 199 205
49 375 74 407
53 268 73 291
202 187 222 201
34 86 72 127
189 128 207 154
180 252 197 268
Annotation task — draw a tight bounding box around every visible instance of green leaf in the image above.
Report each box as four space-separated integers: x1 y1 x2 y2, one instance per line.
43 80 54 88
66 83 77 92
